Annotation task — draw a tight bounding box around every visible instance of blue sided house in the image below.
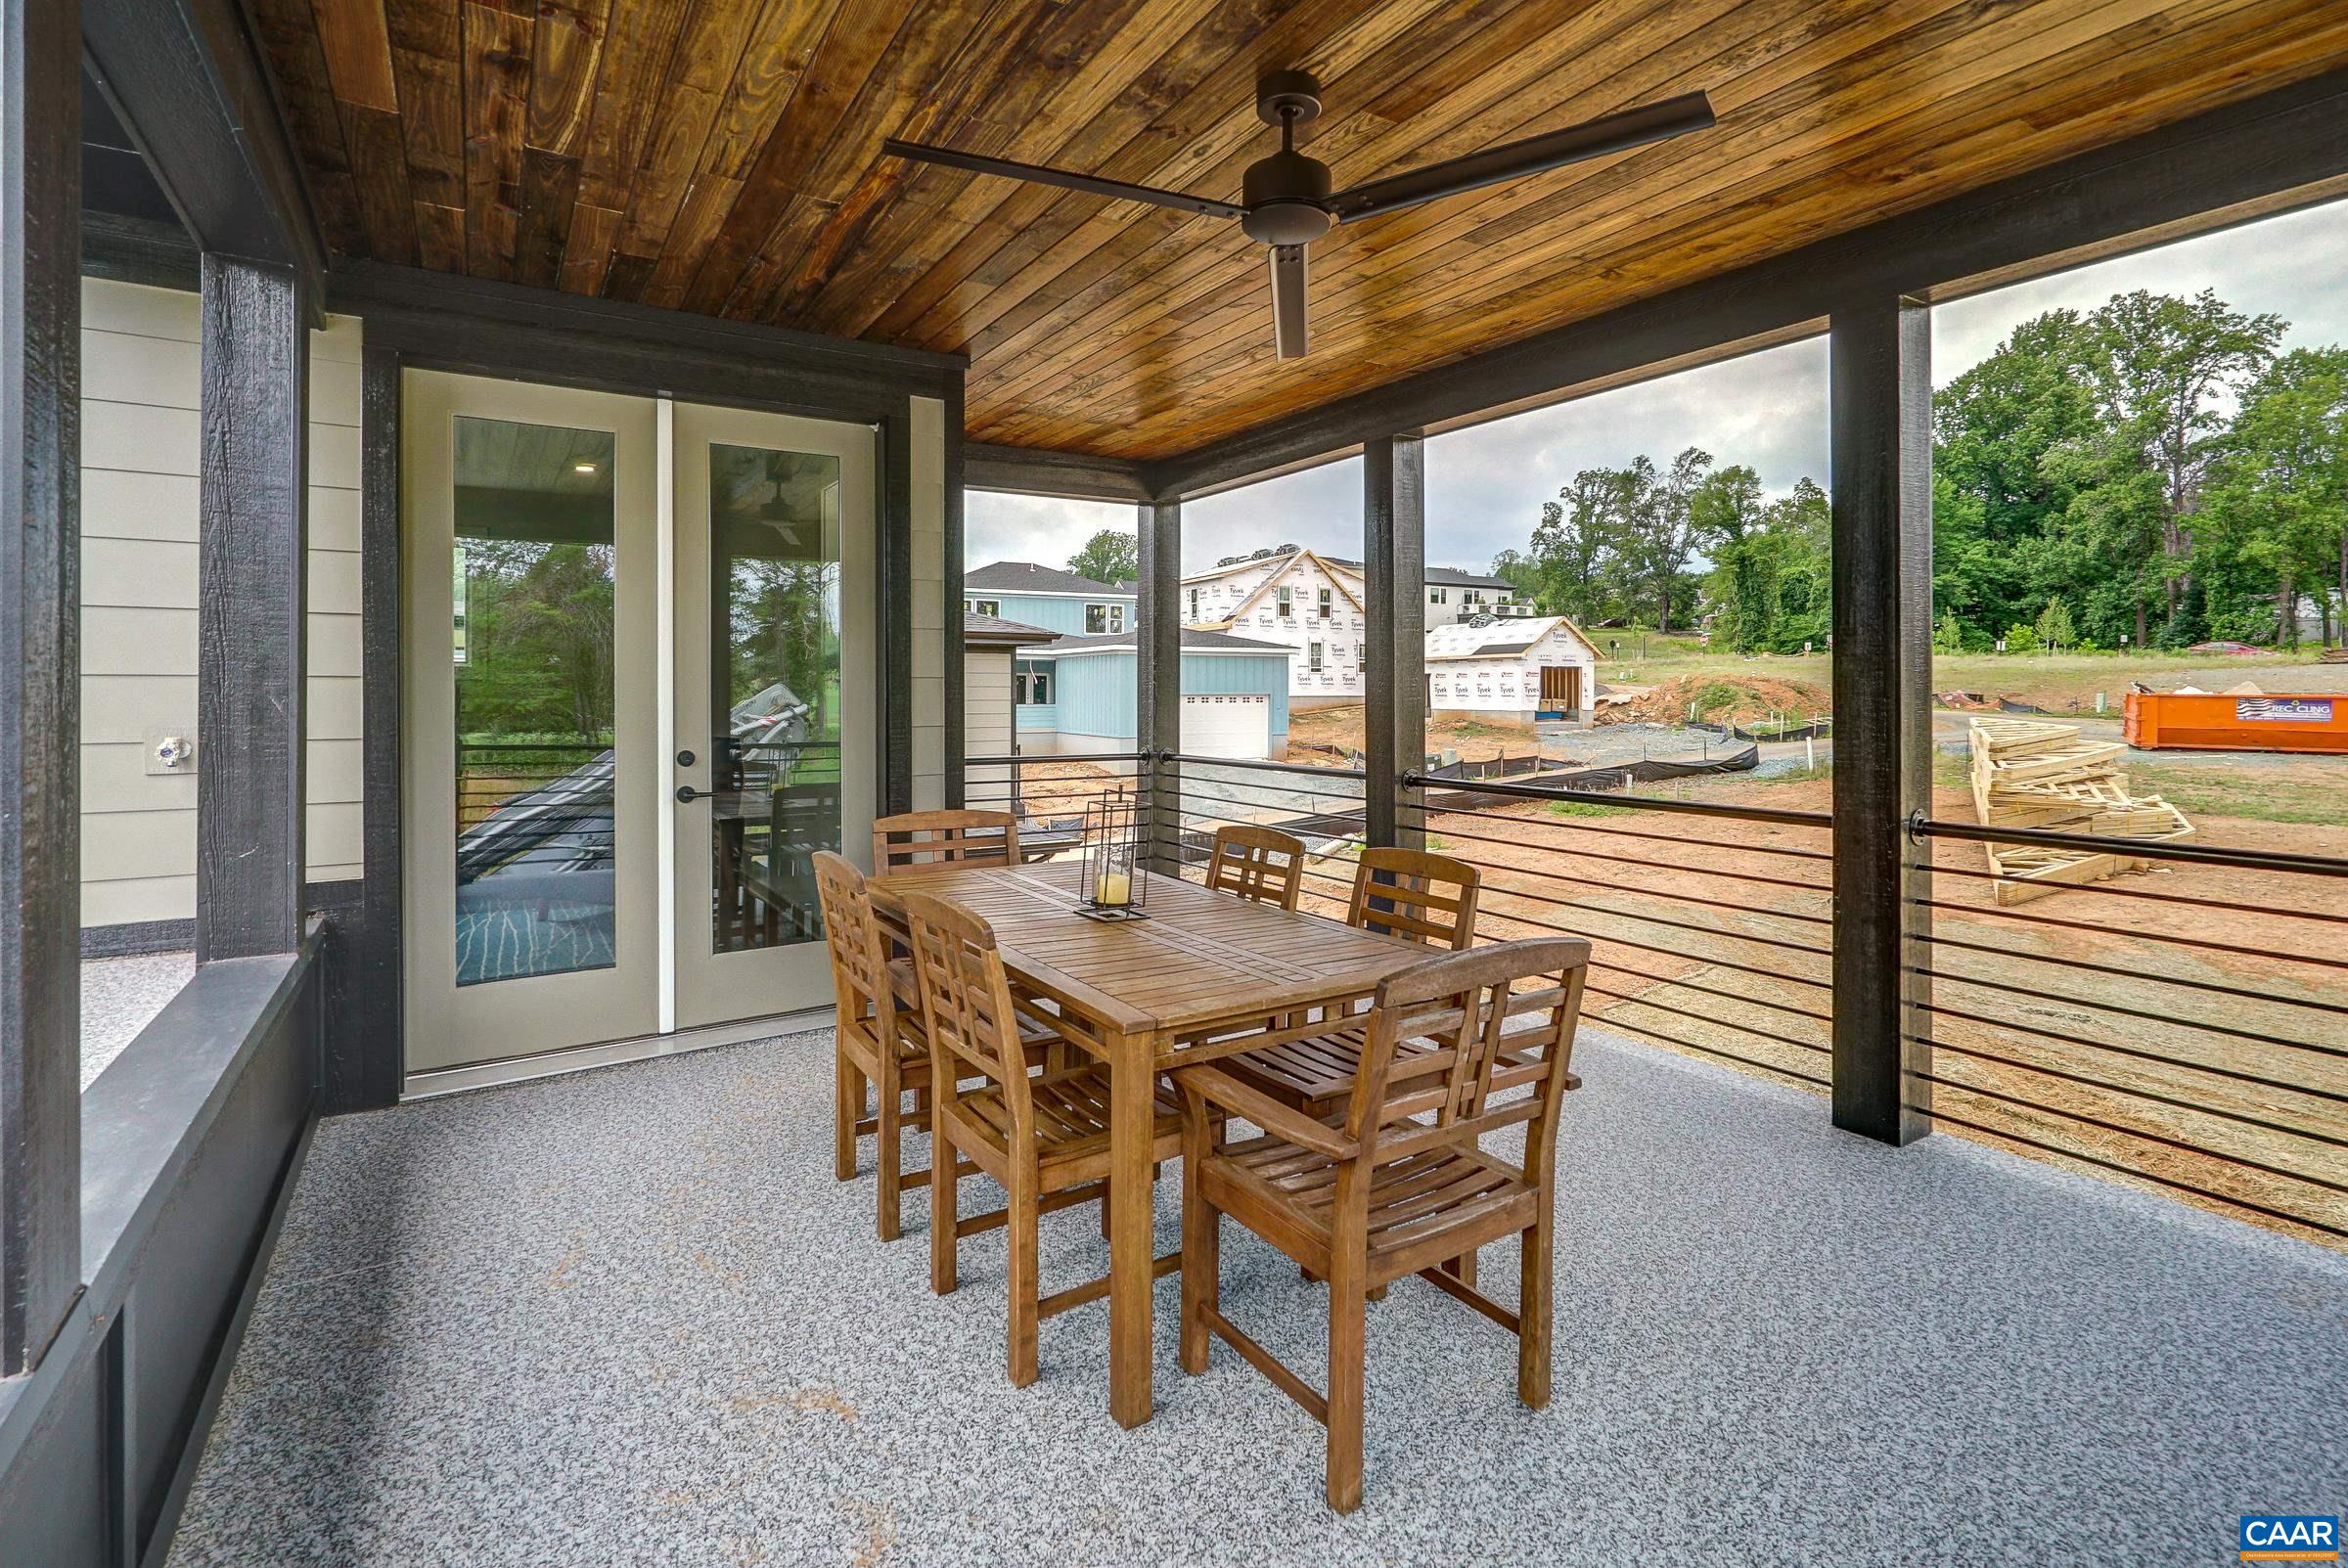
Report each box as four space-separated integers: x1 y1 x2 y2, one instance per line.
965 560 1139 739
1012 629 1294 766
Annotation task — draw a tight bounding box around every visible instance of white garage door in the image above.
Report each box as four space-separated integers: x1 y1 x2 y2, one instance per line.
1180 694 1270 760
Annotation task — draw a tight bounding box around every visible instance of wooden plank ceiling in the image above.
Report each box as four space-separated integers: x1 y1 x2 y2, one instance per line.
252 0 2348 462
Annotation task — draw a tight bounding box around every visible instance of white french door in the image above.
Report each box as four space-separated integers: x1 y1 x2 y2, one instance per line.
666 400 876 1032
402 372 875 1077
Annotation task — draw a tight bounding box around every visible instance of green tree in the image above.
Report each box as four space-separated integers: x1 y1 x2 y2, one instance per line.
1931 309 2100 644
2072 289 2281 641
1692 464 1777 650
1525 468 1634 621
1067 528 1139 585
1933 606 1964 653
2197 346 2348 648
2034 597 2075 650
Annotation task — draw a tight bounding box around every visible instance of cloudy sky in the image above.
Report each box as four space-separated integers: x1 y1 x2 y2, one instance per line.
968 196 2348 581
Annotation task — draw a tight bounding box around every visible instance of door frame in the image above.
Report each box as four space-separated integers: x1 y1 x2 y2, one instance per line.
344 283 956 1109
399 371 664 1071
666 399 880 1033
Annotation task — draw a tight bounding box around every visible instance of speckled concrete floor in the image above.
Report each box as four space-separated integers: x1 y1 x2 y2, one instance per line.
80 950 196 1088
168 1027 2347 1568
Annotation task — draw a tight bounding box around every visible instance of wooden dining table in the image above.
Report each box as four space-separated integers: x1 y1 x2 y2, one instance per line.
869 857 1429 1427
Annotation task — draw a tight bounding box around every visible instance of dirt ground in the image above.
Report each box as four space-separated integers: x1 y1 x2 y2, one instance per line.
1597 672 1832 728
1398 774 2347 1250
1287 702 1546 765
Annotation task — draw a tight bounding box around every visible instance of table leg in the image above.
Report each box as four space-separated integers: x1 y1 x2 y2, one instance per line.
1107 1034 1153 1428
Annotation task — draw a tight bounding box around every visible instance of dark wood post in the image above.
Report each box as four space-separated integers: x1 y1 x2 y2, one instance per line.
1364 435 1425 851
1829 294 1933 1145
0 0 81 1375
196 254 310 962
880 405 914 816
1136 498 1182 873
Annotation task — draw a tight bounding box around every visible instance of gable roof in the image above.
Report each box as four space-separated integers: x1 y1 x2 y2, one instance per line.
1184 549 1508 593
1019 629 1297 657
1187 548 1365 626
1425 614 1600 662
964 611 1056 645
964 560 1134 598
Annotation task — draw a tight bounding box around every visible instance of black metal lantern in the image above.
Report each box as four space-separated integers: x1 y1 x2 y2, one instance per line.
1076 785 1149 921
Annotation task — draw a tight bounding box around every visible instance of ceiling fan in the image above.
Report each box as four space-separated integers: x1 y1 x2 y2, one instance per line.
881 71 1715 361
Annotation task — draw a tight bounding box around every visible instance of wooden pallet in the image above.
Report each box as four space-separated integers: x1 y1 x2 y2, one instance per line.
1966 717 2194 905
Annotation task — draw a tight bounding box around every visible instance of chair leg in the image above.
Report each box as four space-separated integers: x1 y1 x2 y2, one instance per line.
876 1063 904 1243
930 1108 960 1296
1327 1251 1367 1514
1517 1216 1552 1410
833 1045 860 1182
1443 1247 1478 1289
1007 1166 1040 1388
1179 1101 1218 1376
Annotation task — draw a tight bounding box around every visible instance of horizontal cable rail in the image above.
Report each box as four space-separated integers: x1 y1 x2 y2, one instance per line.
1913 813 2348 878
958 752 2346 1249
1912 809 2348 1248
1405 769 1832 828
1145 756 1834 1094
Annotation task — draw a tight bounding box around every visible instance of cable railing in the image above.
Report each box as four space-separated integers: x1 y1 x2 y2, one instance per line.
1909 815 2348 1249
953 748 2346 1251
963 751 1152 855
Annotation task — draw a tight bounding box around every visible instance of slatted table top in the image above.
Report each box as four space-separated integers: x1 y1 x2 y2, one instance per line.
872 861 1425 1054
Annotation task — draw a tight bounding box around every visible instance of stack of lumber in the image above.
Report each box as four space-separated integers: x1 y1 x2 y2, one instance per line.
1967 716 2191 905
2320 647 2348 664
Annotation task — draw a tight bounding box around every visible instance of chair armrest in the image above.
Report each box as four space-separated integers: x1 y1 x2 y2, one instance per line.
1171 1064 1359 1160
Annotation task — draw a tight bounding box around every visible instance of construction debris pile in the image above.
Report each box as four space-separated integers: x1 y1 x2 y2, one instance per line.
1966 716 2192 905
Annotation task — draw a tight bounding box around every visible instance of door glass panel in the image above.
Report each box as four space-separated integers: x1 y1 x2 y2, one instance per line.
709 443 842 953
451 417 619 985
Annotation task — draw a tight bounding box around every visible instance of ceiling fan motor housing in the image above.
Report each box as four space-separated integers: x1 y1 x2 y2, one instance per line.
1242 150 1333 245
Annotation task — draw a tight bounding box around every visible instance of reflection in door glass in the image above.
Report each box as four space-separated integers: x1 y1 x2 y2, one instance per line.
709 443 842 953
451 417 619 986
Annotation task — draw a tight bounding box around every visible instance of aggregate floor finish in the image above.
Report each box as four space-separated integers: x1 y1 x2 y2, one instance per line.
167 1025 2347 1567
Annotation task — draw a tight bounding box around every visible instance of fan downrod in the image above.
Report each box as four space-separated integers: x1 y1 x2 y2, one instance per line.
1255 69 1324 127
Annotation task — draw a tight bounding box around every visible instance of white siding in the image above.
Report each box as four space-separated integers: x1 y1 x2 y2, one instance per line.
1188 553 1368 702
79 278 366 927
910 396 947 811
964 646 1014 802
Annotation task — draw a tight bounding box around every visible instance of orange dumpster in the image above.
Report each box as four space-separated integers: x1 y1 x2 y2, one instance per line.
2122 690 2348 754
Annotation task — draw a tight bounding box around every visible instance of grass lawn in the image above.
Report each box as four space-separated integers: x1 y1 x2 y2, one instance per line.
1597 632 2335 712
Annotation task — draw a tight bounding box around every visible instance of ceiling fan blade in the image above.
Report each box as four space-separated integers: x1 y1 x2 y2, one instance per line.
1326 92 1715 223
880 139 1243 220
1270 245 1309 360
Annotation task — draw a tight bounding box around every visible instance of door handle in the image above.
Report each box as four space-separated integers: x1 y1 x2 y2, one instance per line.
676 784 706 804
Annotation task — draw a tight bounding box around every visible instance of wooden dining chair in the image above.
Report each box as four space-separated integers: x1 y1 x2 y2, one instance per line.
814 852 1055 1241
1221 846 1483 1118
899 890 1184 1389
1202 823 1305 910
872 808 1021 873
1173 937 1590 1511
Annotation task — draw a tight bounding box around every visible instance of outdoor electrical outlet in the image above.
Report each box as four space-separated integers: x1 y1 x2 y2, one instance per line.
146 732 197 776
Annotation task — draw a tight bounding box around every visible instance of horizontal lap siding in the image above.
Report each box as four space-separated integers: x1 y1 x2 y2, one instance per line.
912 397 946 811
79 279 366 926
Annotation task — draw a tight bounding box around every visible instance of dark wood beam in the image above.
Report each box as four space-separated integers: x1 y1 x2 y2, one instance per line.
1829 294 1933 1147
81 0 323 303
331 261 962 417
966 442 1154 505
78 208 199 291
1363 436 1424 853
1135 499 1181 873
1145 66 2348 500
0 0 81 1378
196 254 308 962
